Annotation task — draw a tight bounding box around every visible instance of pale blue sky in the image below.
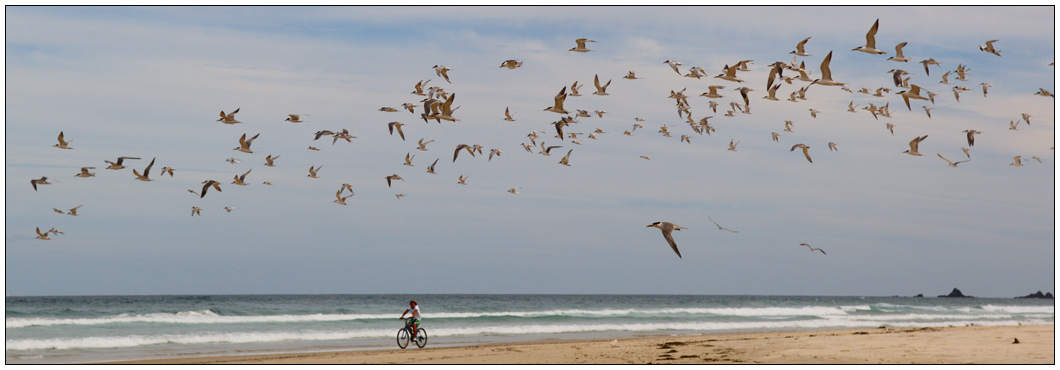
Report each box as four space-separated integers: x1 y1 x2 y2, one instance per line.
5 6 1055 297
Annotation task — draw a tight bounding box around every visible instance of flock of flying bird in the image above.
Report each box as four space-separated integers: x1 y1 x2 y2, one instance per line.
29 18 1052 260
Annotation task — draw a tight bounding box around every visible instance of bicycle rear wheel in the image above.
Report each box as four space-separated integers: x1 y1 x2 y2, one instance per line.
396 328 409 349
414 328 428 348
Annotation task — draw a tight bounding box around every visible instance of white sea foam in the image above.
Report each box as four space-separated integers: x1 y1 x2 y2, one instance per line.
6 307 822 328
980 304 1055 314
10 303 1049 329
5 311 396 328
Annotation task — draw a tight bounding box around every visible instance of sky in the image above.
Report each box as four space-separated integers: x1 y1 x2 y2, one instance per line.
5 6 1055 297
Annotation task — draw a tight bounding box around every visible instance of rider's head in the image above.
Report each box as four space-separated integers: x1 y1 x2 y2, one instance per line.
409 300 417 307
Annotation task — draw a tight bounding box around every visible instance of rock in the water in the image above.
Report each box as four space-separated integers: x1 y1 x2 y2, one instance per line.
938 288 972 298
1015 291 1054 299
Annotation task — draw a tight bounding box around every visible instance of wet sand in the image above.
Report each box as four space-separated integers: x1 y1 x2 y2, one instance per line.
110 324 1052 364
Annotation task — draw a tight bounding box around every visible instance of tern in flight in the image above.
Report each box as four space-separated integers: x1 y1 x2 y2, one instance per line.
962 130 982 147
385 174 404 188
53 131 73 149
411 79 430 96
790 36 811 56
569 80 583 96
852 19 886 54
35 227 51 240
217 108 240 124
105 156 140 170
887 42 910 62
231 169 251 185
592 74 611 96
810 51 844 87
543 86 569 114
700 85 725 99
199 180 222 198
133 157 156 181
264 155 280 167
897 84 929 111
334 188 353 205
538 142 562 156
416 139 434 151
937 153 970 167
30 176 52 191
800 243 826 255
646 221 687 259
432 65 451 83
1009 156 1024 167
56 204 83 216
233 133 260 153
664 60 682 75
75 167 96 177
708 216 738 233
714 64 744 83
920 58 940 75
903 135 928 156
388 121 406 141
790 144 812 163
979 39 1001 56
569 38 595 52
499 59 522 69
888 69 909 87
558 149 573 166
453 144 475 162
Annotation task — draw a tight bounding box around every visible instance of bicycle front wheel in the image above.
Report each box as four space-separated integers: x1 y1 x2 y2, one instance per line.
414 328 428 348
396 328 409 349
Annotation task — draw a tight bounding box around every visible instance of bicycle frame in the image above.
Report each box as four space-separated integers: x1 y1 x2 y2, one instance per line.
397 318 427 349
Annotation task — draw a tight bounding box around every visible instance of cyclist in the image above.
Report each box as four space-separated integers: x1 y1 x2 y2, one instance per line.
399 300 421 338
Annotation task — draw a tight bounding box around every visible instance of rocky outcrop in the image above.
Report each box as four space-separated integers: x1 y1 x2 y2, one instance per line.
938 288 973 298
1015 291 1054 299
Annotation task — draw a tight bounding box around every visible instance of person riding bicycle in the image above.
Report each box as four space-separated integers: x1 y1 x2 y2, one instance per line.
399 300 421 338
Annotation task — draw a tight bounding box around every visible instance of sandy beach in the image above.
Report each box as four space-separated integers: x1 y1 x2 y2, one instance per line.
110 324 1052 364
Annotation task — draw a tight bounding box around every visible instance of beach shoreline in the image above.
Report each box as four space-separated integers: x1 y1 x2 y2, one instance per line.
105 324 1053 364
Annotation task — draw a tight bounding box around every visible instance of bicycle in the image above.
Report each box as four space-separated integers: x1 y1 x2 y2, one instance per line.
397 318 427 349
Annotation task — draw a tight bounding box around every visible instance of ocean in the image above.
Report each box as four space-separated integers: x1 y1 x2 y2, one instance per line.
5 294 1054 364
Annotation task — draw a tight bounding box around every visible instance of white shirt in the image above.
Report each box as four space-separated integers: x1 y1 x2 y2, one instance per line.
409 305 420 320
